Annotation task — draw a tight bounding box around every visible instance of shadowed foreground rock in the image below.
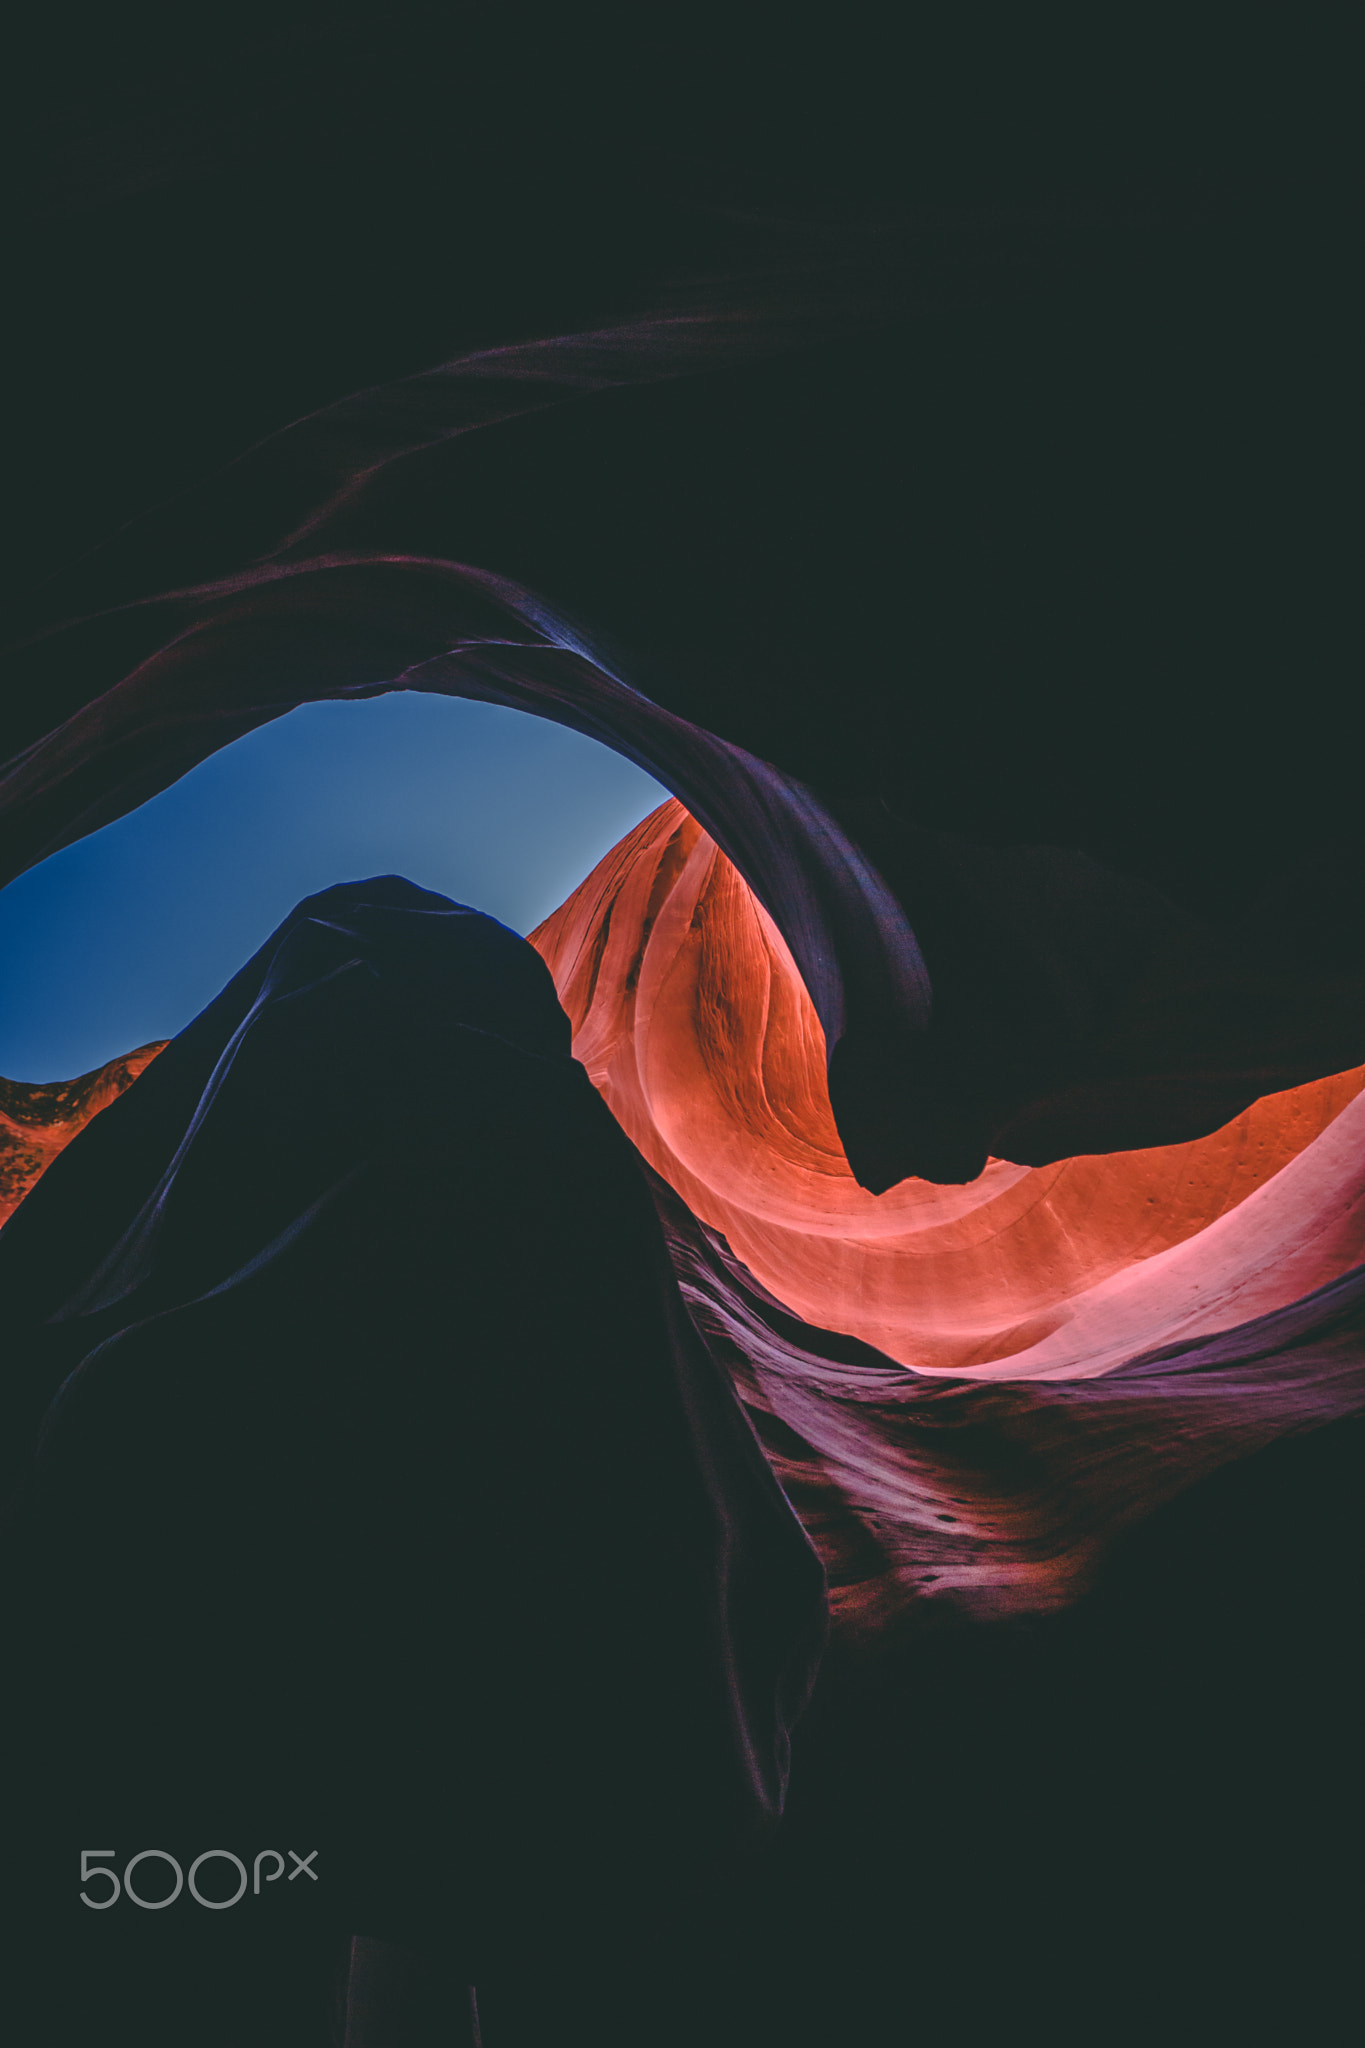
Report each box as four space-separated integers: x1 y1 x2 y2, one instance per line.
3 844 1363 2043
2 14 1359 2039
0 876 825 2046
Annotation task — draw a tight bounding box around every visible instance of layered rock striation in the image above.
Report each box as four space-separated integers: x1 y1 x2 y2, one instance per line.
532 800 1365 1627
9 804 1365 1641
530 799 1365 1380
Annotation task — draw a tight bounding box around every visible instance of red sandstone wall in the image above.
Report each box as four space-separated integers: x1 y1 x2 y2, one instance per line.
8 802 1364 1396
0 1044 167 1226
531 800 1365 1378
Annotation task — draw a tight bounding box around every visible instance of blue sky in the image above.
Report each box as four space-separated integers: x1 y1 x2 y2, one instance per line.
0 693 667 1081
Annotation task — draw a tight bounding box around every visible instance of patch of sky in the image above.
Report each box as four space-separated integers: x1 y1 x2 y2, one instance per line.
0 692 667 1080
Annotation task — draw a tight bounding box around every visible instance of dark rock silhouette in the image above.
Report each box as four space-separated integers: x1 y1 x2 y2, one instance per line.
1 14 1359 2037
0 878 825 2035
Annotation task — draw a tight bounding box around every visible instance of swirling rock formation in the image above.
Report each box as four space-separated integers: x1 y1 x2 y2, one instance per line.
8 800 1365 1640
531 799 1365 1379
531 800 1365 1627
4 215 1359 1194
9 803 1365 1644
3 22 1359 2039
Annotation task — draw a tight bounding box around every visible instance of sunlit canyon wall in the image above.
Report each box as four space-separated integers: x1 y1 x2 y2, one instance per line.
6 800 1365 1629
530 800 1365 1381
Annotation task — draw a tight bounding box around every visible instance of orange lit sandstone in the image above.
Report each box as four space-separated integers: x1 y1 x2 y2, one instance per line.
9 807 1364 1394
0 1044 167 1226
531 801 1365 1378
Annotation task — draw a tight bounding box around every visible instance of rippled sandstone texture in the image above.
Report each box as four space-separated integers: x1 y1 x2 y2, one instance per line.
9 802 1365 1640
532 801 1365 1628
5 193 1359 1198
2 22 1359 2040
531 800 1365 1380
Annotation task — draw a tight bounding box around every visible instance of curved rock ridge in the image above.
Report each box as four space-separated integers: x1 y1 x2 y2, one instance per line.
649 1163 1365 1629
5 844 1364 1642
0 1044 166 1226
0 293 935 1196
530 800 1365 1379
7 255 1360 1196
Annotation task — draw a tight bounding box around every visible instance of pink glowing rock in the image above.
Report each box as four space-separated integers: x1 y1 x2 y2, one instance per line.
531 800 1365 1380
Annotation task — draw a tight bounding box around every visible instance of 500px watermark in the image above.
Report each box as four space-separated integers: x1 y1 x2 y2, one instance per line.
79 1849 318 1909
